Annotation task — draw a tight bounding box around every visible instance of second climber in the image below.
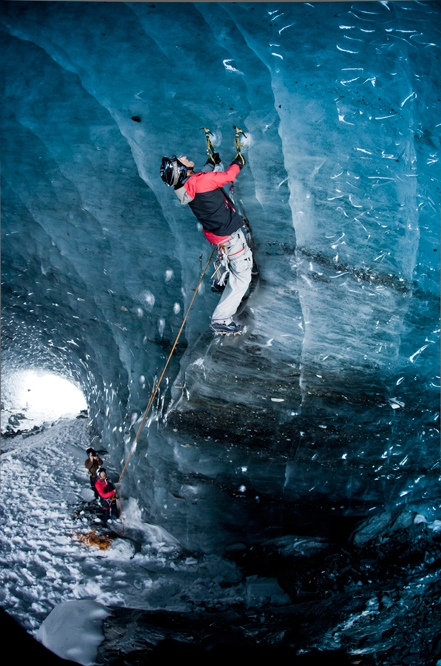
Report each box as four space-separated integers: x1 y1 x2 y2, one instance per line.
95 467 120 525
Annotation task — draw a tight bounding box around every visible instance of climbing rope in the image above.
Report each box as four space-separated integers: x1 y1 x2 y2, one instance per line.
75 529 113 551
117 247 216 487
82 128 249 542
109 125 246 530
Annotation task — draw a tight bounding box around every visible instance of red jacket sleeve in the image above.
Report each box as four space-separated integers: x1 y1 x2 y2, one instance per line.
95 480 116 499
184 164 240 198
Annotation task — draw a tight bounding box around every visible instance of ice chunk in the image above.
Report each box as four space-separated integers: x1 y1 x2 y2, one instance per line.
36 600 110 666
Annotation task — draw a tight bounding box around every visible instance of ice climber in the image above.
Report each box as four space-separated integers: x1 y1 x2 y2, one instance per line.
160 151 252 335
85 447 103 498
95 468 120 525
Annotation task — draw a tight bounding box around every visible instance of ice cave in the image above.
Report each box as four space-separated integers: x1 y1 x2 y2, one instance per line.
1 1 440 664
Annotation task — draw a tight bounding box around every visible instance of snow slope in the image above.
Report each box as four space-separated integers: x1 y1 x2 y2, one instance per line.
0 419 258 632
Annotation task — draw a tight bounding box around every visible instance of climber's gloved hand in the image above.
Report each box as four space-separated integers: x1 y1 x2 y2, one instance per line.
231 152 246 169
206 152 222 167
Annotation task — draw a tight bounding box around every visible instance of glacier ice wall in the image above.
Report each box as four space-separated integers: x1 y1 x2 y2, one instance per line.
1 1 439 551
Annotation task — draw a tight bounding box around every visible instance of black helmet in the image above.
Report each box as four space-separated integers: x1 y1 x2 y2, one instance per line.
86 448 96 456
160 156 188 188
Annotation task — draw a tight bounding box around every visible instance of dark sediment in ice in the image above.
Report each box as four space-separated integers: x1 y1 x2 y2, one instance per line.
97 510 441 664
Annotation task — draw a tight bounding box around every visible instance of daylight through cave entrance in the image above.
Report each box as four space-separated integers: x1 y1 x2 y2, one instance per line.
1 369 87 432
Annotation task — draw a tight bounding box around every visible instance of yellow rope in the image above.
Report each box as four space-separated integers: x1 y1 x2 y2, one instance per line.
75 529 113 551
117 247 216 486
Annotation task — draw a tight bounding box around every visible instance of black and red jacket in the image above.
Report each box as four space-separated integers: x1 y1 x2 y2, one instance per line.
174 162 244 243
95 478 116 500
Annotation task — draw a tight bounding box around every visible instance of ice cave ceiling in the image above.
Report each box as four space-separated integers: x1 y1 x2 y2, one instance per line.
1 1 439 551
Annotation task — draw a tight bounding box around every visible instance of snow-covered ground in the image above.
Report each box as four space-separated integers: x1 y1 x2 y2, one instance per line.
1 419 287 639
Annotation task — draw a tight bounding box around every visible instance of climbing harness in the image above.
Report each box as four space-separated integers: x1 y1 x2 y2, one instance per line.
233 125 247 165
117 247 216 488
211 246 229 294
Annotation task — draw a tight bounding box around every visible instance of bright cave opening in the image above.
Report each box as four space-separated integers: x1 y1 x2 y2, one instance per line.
1 369 87 432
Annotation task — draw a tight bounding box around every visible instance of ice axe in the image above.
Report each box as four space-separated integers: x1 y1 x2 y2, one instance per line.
201 126 216 160
233 125 247 165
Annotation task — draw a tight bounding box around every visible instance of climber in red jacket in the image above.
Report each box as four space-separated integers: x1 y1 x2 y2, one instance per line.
95 468 120 525
160 152 252 335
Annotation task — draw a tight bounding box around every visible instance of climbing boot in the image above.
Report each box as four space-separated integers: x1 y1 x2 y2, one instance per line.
210 321 243 335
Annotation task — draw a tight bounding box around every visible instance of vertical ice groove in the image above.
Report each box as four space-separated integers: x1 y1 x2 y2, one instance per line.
384 47 420 379
0 19 77 77
0 24 104 113
198 2 290 218
219 4 308 401
126 3 171 60
1 190 93 318
11 120 112 226
3 13 155 204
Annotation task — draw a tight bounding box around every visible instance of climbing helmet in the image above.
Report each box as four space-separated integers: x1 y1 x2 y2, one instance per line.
160 156 188 188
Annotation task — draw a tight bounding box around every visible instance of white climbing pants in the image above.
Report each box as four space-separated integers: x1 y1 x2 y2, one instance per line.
211 228 253 325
